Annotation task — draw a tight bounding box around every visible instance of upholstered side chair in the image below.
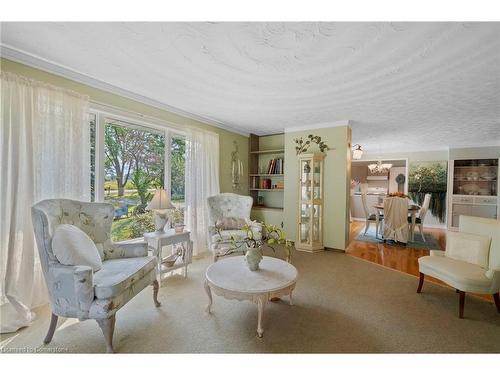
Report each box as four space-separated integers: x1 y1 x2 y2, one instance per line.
32 199 160 353
207 193 262 261
417 215 500 318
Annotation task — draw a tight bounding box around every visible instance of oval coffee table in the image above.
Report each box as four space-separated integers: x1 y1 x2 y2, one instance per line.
204 256 298 337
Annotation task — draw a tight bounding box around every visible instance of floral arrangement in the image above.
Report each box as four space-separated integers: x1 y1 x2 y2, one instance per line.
294 134 329 155
215 221 292 262
387 192 409 198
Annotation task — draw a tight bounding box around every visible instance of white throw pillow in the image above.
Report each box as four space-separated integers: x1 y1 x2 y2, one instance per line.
445 231 491 269
52 224 103 272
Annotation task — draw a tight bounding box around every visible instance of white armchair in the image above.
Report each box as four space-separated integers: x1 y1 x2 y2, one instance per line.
207 193 262 261
417 215 500 318
31 199 160 353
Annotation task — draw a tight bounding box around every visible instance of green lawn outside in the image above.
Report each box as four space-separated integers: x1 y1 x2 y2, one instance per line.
107 190 185 242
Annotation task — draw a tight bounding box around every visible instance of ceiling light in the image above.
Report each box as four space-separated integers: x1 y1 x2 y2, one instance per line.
368 160 392 173
352 144 363 160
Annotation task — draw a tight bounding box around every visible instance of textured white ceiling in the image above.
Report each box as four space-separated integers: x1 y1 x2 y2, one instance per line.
1 22 499 152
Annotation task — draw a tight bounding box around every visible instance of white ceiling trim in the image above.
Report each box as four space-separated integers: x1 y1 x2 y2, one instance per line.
284 120 351 133
0 43 250 137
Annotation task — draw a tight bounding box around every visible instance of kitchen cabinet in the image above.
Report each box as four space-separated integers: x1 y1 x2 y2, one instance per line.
351 194 384 219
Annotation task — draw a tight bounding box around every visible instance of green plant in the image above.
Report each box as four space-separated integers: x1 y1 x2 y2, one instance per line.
294 134 329 155
215 221 292 262
129 212 156 238
131 169 153 215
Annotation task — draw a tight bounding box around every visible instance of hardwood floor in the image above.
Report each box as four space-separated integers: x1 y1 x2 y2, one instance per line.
345 220 492 301
346 221 446 276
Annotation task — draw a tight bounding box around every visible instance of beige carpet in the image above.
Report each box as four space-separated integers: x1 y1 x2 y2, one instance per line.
2 249 499 353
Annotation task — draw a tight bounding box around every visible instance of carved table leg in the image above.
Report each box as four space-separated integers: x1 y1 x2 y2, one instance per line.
289 290 294 306
204 280 213 313
152 279 161 307
256 296 266 338
97 315 116 353
43 313 58 344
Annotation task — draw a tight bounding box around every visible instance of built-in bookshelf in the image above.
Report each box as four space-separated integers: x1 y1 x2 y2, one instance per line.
249 134 285 211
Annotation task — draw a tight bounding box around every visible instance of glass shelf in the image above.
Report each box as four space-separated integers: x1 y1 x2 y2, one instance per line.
453 159 498 196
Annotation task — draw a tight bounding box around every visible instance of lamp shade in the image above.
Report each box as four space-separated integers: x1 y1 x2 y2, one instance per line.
146 189 175 210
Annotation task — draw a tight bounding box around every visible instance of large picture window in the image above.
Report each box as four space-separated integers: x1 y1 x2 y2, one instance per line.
89 110 185 241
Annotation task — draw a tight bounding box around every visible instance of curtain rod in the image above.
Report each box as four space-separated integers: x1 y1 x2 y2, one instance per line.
89 99 220 137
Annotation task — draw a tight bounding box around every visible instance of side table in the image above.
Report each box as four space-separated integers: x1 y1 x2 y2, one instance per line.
144 229 193 286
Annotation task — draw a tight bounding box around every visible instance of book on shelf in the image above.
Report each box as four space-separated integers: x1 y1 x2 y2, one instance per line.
266 158 284 174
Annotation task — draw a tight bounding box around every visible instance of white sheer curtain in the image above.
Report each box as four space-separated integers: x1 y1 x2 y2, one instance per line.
0 72 90 333
184 128 220 256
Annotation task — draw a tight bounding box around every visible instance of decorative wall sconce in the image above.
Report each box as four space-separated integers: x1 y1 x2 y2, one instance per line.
231 140 243 190
352 144 363 160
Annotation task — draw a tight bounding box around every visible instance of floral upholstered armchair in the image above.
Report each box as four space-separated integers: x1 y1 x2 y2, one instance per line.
207 193 262 261
31 199 160 353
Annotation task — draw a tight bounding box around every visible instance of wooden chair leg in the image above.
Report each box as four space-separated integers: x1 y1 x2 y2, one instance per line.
459 291 465 319
493 293 500 313
43 313 58 344
152 279 161 307
416 272 424 293
97 315 116 353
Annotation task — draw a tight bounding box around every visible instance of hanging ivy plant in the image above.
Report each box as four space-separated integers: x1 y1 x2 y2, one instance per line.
294 134 329 155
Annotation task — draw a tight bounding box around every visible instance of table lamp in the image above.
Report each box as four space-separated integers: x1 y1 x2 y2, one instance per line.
146 189 175 232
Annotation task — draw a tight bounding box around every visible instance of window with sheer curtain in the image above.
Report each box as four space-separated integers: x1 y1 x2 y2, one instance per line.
0 72 90 333
1 72 220 333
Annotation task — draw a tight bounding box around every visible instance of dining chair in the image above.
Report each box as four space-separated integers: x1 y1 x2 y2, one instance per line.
408 193 431 242
383 196 409 243
360 189 382 237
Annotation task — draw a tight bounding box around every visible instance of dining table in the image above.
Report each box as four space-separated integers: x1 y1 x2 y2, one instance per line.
373 203 420 241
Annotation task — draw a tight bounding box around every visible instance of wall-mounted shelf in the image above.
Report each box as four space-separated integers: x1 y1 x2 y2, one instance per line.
251 206 284 211
249 134 285 228
249 174 284 177
250 149 285 154
250 188 284 192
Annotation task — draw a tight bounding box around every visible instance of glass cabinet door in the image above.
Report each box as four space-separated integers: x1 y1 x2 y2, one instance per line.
313 159 322 199
453 159 498 196
299 203 311 245
312 204 321 242
301 159 312 201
